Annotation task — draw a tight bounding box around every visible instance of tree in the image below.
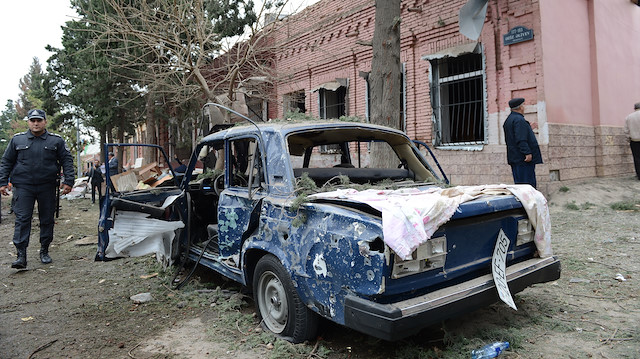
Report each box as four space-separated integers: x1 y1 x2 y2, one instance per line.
15 58 46 119
0 101 19 155
79 0 285 124
47 1 146 166
369 0 402 167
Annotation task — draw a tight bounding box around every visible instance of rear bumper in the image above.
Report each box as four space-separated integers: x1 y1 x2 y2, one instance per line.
344 256 561 341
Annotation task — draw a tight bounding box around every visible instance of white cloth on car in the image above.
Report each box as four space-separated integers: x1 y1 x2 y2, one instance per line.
309 184 552 260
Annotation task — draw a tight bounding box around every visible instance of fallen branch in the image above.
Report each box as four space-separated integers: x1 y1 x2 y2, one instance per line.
601 328 618 346
586 259 639 273
307 339 320 359
28 339 58 359
605 338 634 342
128 342 142 358
236 319 247 335
0 292 62 309
563 318 608 330
569 293 616 300
162 283 180 295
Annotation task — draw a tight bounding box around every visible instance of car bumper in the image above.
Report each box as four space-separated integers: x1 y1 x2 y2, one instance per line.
344 256 561 341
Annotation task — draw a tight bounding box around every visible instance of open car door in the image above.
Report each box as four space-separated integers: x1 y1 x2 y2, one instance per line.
95 144 185 264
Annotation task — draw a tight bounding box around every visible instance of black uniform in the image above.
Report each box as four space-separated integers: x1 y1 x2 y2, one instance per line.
88 164 104 204
0 130 75 254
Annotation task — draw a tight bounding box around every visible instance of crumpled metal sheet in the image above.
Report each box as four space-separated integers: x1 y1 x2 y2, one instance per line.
106 211 185 266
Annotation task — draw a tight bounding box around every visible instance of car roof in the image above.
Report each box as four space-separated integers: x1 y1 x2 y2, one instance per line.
198 120 408 144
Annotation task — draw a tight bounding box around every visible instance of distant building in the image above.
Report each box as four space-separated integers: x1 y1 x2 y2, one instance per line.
266 0 640 193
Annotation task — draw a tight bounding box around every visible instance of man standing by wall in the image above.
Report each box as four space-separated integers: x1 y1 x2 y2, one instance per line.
0 109 75 269
503 98 542 188
624 102 640 180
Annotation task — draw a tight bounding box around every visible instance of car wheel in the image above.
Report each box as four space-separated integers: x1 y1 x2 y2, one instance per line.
253 254 318 343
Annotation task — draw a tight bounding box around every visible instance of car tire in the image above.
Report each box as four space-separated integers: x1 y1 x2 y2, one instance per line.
253 254 318 343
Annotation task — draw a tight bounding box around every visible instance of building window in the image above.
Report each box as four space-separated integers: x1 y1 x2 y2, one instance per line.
316 84 347 153
283 90 306 114
246 97 267 122
319 86 346 119
430 52 486 146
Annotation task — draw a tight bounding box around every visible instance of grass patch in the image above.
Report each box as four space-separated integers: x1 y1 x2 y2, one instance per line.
559 186 570 193
610 199 640 211
580 202 595 210
564 201 580 210
558 257 586 272
394 345 444 359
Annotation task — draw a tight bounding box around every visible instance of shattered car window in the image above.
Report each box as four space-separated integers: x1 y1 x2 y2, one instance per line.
287 127 437 187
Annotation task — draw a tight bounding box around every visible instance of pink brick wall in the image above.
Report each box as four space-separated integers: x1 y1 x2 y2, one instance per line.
266 0 636 193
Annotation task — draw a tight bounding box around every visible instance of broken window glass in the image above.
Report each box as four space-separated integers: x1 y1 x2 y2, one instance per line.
283 90 306 114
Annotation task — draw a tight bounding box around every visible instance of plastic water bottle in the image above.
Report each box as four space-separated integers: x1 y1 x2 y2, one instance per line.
470 341 510 359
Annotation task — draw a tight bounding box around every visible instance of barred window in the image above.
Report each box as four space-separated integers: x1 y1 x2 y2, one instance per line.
430 52 486 146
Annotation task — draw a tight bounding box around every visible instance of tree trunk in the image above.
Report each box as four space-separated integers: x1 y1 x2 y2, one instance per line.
116 113 125 172
145 96 158 166
99 129 107 163
369 0 402 168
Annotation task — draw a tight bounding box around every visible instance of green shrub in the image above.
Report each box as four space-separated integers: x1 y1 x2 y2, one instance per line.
564 202 579 210
610 200 640 211
580 202 595 210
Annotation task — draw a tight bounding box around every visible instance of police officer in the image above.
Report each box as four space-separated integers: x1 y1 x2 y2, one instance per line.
0 109 75 269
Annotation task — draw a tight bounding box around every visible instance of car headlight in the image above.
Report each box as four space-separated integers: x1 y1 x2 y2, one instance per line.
516 218 534 246
392 236 446 279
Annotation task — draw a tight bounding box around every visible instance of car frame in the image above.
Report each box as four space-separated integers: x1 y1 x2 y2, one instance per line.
96 104 560 342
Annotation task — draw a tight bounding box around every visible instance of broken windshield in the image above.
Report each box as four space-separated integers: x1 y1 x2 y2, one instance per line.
287 128 438 189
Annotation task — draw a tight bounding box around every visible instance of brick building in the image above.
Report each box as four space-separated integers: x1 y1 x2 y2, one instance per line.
265 0 640 193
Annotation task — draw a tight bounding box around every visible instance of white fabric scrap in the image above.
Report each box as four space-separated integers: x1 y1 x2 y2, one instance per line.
309 184 552 260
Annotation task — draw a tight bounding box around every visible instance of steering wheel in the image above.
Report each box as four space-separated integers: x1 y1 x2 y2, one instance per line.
208 173 250 196
213 174 225 196
233 173 248 187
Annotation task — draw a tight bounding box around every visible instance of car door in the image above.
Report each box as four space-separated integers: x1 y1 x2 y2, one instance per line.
96 144 185 263
216 135 267 266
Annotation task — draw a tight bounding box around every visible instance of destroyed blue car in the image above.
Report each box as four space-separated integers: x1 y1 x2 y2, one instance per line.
96 114 560 342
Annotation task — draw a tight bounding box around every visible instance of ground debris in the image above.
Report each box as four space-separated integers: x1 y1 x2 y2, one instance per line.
28 339 57 359
569 278 591 284
614 273 627 282
130 292 153 304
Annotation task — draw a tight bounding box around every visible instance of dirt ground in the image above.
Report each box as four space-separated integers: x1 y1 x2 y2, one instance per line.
1 176 639 359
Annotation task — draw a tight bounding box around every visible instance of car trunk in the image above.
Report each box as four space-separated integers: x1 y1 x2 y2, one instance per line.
310 190 543 302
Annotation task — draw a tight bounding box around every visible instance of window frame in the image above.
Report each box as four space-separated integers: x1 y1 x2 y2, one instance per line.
429 46 488 147
318 86 347 120
283 90 306 115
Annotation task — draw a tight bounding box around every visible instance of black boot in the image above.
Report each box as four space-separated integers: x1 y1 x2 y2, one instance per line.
11 249 27 269
40 246 52 264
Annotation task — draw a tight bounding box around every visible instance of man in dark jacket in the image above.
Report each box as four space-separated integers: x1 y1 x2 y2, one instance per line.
88 159 104 204
108 152 118 174
503 98 542 188
0 109 75 269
